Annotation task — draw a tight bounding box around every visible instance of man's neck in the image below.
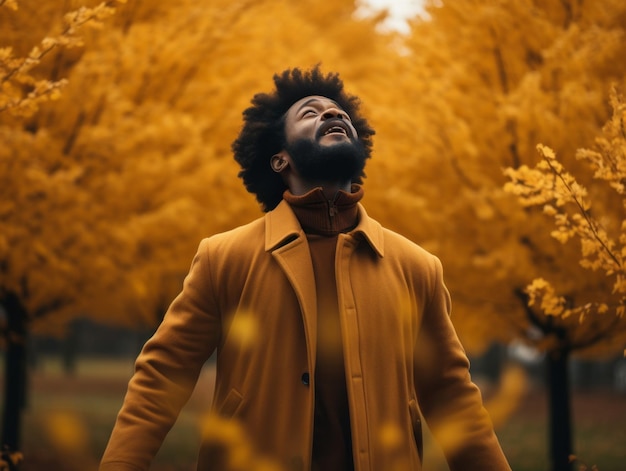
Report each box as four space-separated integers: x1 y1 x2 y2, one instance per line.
288 180 352 200
284 185 363 236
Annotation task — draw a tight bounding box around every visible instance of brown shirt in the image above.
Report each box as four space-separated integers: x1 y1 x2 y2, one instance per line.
284 186 363 471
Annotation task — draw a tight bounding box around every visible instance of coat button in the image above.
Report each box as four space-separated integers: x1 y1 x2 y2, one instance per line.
301 372 310 386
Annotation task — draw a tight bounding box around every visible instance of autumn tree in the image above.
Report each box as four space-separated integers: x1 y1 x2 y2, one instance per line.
358 1 626 470
504 87 626 470
9 1 625 469
504 86 626 326
1 0 129 452
1 0 400 455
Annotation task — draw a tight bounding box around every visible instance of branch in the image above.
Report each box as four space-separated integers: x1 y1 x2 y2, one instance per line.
0 0 123 114
33 297 69 319
569 315 621 352
515 287 565 338
543 154 622 269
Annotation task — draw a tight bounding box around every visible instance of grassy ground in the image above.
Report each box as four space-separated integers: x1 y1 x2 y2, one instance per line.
14 357 626 471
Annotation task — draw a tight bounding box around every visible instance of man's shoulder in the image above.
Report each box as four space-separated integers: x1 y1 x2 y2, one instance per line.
218 216 266 238
200 216 266 253
376 222 441 269
355 205 437 262
377 224 432 254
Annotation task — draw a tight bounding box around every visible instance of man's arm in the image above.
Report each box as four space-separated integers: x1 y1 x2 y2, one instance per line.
100 239 220 471
414 256 511 471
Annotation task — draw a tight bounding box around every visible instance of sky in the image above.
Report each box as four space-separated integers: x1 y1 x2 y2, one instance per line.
356 0 425 33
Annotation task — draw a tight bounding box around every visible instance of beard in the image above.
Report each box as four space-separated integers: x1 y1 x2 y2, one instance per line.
285 137 367 183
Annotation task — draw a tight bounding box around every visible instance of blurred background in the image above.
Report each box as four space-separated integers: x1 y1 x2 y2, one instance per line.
1 0 625 470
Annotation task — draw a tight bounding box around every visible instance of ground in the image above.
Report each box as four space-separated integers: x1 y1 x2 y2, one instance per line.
11 357 626 471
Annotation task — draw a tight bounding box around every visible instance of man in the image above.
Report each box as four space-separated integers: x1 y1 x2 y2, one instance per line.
100 66 511 471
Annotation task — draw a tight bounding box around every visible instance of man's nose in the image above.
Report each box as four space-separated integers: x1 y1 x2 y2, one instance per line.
321 107 347 120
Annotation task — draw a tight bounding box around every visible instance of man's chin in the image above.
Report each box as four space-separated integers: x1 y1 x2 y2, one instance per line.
287 138 367 182
318 134 351 146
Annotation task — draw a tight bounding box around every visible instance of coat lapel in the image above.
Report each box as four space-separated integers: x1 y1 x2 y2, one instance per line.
265 201 318 368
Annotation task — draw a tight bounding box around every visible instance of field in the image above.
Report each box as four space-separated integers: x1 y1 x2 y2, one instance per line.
16 357 626 471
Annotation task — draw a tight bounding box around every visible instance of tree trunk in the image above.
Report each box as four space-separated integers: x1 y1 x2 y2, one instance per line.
546 348 573 471
1 292 28 451
62 320 79 376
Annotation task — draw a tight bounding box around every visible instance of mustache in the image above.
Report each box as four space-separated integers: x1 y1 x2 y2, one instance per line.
315 118 355 140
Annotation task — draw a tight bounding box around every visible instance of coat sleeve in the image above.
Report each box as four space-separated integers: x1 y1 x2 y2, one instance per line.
100 239 220 471
413 256 511 471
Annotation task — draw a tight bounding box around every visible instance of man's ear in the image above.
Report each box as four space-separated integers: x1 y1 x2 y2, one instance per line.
270 152 289 173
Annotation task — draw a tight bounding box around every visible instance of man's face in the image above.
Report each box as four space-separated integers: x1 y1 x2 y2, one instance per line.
281 95 366 182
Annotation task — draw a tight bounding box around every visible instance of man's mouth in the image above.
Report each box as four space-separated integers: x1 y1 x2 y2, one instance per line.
324 125 347 136
317 120 352 139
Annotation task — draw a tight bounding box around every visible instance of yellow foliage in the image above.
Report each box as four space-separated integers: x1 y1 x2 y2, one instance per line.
506 87 626 331
2 0 626 360
0 0 125 116
362 0 626 355
526 278 567 317
0 0 401 334
0 0 18 10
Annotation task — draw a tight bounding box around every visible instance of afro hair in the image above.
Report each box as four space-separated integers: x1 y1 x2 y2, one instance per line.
232 66 375 212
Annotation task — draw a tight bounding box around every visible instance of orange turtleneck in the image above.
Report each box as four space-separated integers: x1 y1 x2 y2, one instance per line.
283 185 363 471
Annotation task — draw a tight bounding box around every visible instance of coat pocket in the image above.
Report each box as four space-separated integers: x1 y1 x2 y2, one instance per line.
409 399 423 462
197 389 245 469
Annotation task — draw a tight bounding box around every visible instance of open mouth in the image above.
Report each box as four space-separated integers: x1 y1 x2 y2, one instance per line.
318 119 352 139
324 125 348 136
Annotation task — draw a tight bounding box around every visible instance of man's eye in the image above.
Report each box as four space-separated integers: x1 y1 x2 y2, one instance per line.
302 109 317 117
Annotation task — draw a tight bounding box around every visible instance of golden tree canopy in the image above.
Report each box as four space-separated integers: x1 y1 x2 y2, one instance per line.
2 0 625 359
363 0 626 355
0 0 399 333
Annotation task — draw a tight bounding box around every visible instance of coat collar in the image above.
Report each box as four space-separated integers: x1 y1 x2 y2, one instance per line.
265 199 384 257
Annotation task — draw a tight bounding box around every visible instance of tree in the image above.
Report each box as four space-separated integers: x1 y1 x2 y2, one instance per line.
504 86 626 471
1 0 399 453
6 0 623 467
1 0 127 451
504 86 626 325
361 1 626 470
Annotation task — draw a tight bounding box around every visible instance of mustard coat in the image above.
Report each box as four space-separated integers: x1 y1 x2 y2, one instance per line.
100 201 510 471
